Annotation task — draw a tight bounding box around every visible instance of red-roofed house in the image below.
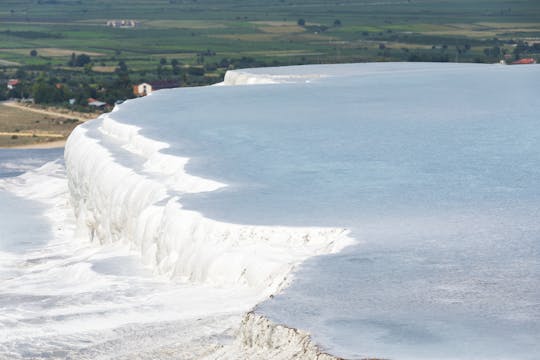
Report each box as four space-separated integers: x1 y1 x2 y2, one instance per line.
87 98 107 108
511 58 536 65
133 80 180 97
7 79 20 90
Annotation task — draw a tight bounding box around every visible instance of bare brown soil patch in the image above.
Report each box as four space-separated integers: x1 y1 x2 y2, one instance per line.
0 103 84 148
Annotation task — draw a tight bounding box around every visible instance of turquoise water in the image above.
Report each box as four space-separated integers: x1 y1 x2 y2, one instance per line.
0 149 63 253
100 63 540 359
0 149 63 178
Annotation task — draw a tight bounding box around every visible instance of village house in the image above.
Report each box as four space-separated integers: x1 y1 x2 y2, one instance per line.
106 20 138 28
511 58 537 65
87 98 107 109
7 79 20 90
133 80 180 97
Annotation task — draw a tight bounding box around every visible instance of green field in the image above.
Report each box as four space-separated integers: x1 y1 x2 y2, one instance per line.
0 0 538 106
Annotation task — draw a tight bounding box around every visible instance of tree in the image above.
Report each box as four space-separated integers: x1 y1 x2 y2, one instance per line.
187 66 205 76
30 49 38 57
219 58 230 68
116 60 128 74
31 77 64 104
171 59 181 75
333 19 342 27
77 54 92 67
83 64 92 75
115 61 130 88
196 53 204 64
68 53 91 67
15 68 27 80
160 57 167 65
513 40 529 59
483 46 501 58
297 18 306 26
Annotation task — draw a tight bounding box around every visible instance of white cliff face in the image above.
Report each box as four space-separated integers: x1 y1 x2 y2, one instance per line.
209 313 340 360
65 109 352 294
1 153 260 358
63 62 540 360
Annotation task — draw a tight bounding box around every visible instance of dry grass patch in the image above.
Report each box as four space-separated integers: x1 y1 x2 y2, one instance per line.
0 59 20 66
247 50 324 57
143 20 226 29
2 48 105 57
258 25 305 34
425 29 499 38
0 135 63 148
250 21 297 26
476 22 540 30
153 53 196 59
378 41 434 50
212 32 334 42
92 66 117 73
422 22 540 38
0 104 81 147
289 32 336 41
251 21 305 34
210 33 278 41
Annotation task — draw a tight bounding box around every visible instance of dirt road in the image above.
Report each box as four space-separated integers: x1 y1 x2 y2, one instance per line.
2 101 98 122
